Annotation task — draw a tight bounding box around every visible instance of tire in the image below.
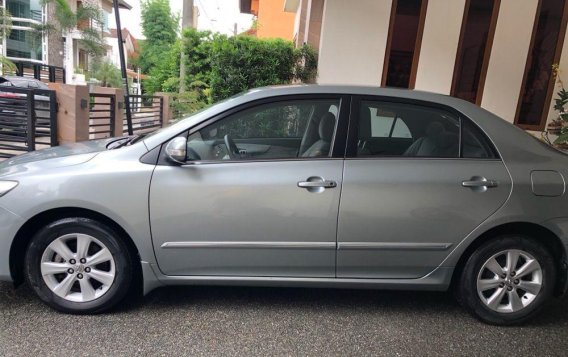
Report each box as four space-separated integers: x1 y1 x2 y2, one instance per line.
25 217 134 314
457 235 556 325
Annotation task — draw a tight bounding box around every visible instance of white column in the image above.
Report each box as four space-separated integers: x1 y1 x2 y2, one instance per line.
317 0 392 85
414 0 466 94
481 0 539 123
64 34 74 83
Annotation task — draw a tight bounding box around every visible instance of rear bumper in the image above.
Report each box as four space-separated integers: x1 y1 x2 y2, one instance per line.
0 205 23 282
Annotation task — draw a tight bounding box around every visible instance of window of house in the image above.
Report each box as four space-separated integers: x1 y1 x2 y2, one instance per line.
515 0 568 130
382 0 428 89
451 0 500 104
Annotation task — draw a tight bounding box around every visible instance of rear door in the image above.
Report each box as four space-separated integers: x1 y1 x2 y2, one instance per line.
336 97 512 279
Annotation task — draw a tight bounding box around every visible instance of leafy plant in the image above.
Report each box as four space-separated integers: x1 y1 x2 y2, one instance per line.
0 8 16 75
139 0 179 74
143 28 319 118
91 60 122 88
550 64 568 146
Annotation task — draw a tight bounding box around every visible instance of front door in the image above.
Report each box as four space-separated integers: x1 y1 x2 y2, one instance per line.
150 96 348 277
337 98 512 279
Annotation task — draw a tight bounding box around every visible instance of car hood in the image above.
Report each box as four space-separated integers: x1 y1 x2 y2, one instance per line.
0 138 118 178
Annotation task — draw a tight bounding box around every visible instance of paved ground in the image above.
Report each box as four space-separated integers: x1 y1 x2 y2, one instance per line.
1 282 567 356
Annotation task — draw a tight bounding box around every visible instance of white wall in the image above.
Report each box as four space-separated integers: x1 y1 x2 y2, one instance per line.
481 0 539 123
414 0 466 94
317 0 392 85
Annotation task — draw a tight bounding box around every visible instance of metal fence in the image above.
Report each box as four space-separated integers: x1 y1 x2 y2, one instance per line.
0 86 58 160
10 61 66 84
125 95 163 135
89 93 116 139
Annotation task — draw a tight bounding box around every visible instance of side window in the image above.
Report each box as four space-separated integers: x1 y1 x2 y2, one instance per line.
462 119 496 159
357 101 459 158
187 99 340 162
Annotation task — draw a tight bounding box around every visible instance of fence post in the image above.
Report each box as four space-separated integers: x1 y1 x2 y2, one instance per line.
49 67 55 82
155 92 172 128
26 89 36 152
16 62 23 77
33 64 41 81
48 90 58 147
47 83 90 144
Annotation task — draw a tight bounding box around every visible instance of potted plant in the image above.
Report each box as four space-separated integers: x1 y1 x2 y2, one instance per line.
550 64 568 149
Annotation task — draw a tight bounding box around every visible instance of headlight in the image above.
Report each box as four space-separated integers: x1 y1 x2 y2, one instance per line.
0 181 18 197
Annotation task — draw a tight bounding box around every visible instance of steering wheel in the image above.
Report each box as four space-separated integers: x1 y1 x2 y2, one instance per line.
224 134 240 159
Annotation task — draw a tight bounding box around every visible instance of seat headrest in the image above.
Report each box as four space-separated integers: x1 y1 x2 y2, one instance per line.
319 113 336 142
426 121 445 137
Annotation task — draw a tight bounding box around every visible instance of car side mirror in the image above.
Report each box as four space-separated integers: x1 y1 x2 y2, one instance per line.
165 137 187 164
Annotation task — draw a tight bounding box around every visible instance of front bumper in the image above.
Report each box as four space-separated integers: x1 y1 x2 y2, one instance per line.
0 205 23 282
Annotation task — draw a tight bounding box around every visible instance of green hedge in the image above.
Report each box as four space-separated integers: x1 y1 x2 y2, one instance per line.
145 29 317 113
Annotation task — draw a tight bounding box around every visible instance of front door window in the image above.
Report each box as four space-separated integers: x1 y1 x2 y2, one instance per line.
186 99 340 161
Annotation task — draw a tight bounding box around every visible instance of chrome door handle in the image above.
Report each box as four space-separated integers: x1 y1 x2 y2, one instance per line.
462 176 498 192
298 180 337 188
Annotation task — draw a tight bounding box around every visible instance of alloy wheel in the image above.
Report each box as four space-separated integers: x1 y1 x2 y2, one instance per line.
40 233 116 303
476 249 543 313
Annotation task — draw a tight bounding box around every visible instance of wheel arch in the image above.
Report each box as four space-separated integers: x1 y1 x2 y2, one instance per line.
451 222 568 296
9 207 142 292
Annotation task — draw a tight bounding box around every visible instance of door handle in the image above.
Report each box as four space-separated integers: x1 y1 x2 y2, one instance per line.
298 180 337 189
462 176 498 192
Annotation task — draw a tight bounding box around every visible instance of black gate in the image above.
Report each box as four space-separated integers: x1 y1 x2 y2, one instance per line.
0 86 58 160
89 93 116 139
125 95 163 135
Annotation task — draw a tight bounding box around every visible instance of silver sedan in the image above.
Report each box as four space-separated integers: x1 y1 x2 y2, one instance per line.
0 85 566 325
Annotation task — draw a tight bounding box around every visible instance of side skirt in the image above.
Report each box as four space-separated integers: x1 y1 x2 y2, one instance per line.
140 262 454 295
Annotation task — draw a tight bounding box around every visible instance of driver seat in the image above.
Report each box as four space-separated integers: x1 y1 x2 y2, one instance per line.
301 113 336 158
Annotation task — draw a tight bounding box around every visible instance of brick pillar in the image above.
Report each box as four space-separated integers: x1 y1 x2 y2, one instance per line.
155 92 173 128
47 83 90 144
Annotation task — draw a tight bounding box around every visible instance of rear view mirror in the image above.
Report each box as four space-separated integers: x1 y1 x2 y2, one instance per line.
165 137 187 164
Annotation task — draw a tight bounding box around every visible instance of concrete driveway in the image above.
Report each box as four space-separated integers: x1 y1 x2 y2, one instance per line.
1 282 567 356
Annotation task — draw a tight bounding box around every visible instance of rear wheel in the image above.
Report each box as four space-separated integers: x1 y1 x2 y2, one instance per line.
457 235 556 325
25 218 133 314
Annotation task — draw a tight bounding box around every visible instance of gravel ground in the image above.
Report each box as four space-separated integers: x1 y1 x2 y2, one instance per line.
1 282 567 356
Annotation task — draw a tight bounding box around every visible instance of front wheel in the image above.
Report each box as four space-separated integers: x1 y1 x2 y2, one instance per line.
457 235 556 325
25 218 134 314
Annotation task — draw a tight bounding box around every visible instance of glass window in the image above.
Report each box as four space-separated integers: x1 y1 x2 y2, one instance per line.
462 120 496 158
186 99 340 162
451 0 499 104
382 0 426 88
516 0 568 129
357 101 459 158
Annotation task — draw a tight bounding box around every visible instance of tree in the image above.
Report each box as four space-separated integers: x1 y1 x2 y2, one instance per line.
91 59 122 88
139 0 179 74
0 7 16 75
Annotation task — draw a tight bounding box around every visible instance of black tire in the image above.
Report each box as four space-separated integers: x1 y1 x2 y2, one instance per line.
25 217 134 314
457 235 556 325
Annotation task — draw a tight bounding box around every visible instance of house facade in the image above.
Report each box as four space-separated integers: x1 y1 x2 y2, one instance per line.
285 0 568 132
2 0 47 63
240 0 296 40
61 0 131 84
0 0 130 83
